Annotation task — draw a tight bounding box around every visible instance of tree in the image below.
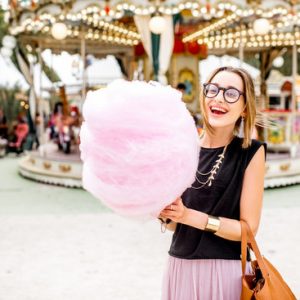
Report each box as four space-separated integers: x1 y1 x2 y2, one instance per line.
0 85 25 132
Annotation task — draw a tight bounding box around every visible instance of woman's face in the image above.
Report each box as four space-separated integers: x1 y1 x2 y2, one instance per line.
204 71 245 130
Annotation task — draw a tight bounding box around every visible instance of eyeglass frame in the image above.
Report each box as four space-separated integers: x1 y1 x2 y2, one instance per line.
203 83 245 103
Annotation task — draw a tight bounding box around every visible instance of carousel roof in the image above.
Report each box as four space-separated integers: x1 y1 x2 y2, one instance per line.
2 0 300 55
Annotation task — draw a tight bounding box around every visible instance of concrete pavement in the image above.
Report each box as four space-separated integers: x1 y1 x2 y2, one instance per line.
0 157 299 299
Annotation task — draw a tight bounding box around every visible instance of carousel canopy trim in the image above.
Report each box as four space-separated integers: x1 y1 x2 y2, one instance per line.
2 0 300 52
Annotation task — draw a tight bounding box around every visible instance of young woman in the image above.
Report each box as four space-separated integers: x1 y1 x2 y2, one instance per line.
159 66 266 300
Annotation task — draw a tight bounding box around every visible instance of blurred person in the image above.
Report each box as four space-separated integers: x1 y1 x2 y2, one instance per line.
0 108 8 139
69 105 81 145
176 82 186 94
49 102 63 141
31 112 41 149
7 115 29 154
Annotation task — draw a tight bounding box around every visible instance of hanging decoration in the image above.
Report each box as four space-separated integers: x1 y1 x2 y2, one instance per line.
173 37 185 54
149 15 167 34
134 42 146 56
187 41 200 55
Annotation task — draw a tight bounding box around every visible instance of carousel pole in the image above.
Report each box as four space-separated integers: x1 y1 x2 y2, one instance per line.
239 42 244 67
238 21 244 66
291 37 298 156
37 43 45 145
292 42 297 114
81 34 87 103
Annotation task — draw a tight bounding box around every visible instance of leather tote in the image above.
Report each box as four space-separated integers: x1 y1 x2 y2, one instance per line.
240 220 296 300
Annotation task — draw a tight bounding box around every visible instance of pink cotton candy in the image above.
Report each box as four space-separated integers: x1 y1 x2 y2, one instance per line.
80 80 200 218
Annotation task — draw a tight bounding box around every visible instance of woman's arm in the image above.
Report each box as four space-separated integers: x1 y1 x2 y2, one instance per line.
160 145 266 241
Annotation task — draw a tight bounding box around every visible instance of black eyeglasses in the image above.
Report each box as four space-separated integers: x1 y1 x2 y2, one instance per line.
203 83 244 103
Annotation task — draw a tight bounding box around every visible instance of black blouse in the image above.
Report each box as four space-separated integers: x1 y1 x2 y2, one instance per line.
169 136 266 260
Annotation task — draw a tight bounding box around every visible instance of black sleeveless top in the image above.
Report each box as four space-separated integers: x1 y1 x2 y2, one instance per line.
169 136 266 260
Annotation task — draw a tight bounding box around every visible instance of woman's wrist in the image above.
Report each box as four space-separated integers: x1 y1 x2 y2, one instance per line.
204 215 221 233
181 207 191 225
184 209 208 231
158 217 172 225
158 217 173 233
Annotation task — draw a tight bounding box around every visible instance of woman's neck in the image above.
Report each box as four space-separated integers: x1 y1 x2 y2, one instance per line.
201 130 235 148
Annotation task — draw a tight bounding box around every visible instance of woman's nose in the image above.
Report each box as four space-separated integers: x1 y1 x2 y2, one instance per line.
215 90 225 103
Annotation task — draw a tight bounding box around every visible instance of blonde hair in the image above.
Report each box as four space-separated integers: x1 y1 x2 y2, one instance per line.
200 66 256 148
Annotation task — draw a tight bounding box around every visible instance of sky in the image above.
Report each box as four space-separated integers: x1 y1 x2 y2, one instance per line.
0 53 28 89
0 51 123 92
199 54 260 83
41 50 123 87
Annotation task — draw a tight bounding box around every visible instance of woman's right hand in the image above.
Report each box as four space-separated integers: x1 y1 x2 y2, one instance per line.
159 198 188 225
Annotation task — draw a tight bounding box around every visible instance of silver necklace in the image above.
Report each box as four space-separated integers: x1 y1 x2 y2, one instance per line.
191 144 228 190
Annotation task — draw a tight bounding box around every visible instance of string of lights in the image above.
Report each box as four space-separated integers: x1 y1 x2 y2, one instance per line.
183 6 291 43
8 10 140 46
3 1 299 49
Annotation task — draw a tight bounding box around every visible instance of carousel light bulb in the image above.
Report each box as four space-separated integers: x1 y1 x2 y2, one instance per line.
253 18 270 35
0 47 12 57
149 15 166 34
2 35 17 49
179 3 185 10
51 22 68 40
185 2 192 9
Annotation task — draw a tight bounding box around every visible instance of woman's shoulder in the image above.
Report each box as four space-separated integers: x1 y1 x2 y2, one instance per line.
230 137 266 162
241 138 267 164
248 139 267 158
232 136 266 150
250 138 266 147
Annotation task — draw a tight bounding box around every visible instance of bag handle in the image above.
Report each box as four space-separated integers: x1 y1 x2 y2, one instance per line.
240 220 269 279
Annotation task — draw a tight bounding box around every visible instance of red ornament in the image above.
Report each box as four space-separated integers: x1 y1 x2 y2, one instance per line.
134 43 146 56
187 41 200 55
206 1 211 13
173 38 185 54
281 81 292 92
198 44 208 58
31 0 36 9
105 5 110 15
10 0 18 9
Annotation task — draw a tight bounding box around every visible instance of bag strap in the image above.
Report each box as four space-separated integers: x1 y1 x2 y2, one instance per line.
241 220 248 276
240 220 269 279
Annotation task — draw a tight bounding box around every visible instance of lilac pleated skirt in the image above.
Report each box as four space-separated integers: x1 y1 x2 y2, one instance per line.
161 256 252 300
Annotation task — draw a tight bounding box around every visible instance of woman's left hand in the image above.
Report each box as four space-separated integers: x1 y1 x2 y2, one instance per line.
160 197 188 224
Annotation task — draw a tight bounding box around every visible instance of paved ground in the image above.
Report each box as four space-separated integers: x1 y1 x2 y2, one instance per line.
0 156 299 300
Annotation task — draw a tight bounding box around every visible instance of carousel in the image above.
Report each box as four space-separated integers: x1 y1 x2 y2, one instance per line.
1 0 300 188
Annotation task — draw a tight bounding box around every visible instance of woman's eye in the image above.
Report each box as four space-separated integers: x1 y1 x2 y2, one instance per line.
226 90 238 98
209 87 218 93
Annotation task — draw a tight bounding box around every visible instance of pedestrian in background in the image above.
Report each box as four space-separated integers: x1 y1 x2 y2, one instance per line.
176 82 186 95
0 108 8 139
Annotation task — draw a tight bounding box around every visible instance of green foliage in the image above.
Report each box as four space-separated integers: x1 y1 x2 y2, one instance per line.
274 49 300 76
0 9 8 44
0 85 25 131
233 49 300 77
41 57 61 82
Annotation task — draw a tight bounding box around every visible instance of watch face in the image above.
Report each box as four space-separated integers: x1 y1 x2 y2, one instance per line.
178 68 195 103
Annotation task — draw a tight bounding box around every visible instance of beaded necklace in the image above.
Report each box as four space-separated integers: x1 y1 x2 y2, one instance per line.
192 142 229 190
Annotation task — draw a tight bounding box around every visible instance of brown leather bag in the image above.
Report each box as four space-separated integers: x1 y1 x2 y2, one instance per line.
240 220 296 300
